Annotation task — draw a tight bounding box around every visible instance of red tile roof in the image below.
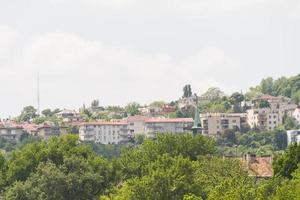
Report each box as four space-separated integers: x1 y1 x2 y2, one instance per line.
241 155 273 177
80 121 128 126
145 118 193 123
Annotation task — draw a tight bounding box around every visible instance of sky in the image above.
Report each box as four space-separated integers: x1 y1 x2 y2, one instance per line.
0 0 299 118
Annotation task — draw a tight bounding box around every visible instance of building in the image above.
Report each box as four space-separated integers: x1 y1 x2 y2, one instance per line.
247 95 297 131
0 121 24 141
292 108 300 124
287 130 300 145
56 109 82 122
200 113 241 136
127 115 149 135
240 153 273 179
79 121 130 144
144 118 193 138
247 108 281 131
36 124 68 140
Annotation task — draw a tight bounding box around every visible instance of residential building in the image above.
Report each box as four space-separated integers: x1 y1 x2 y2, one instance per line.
247 108 281 131
200 113 241 136
287 130 300 145
79 122 130 144
36 124 68 140
292 108 300 124
56 109 82 122
247 95 297 131
0 121 24 141
127 115 149 135
144 118 193 138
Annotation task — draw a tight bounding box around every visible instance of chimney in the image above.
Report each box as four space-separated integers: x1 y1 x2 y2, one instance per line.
245 153 256 164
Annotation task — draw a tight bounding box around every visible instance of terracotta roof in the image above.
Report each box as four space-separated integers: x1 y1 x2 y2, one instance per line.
80 121 128 126
127 115 150 122
241 155 273 177
145 118 193 123
256 95 281 100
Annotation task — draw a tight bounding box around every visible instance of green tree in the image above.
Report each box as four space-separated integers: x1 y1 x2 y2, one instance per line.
125 102 141 116
273 143 300 179
183 84 193 98
18 106 37 122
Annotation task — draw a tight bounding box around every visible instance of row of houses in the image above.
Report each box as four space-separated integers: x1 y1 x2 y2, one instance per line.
0 121 67 141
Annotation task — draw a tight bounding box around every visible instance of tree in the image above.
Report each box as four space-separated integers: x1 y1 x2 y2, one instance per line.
183 84 193 98
229 92 245 112
273 143 300 179
18 106 37 122
42 108 53 117
260 77 274 95
201 87 225 101
125 102 140 116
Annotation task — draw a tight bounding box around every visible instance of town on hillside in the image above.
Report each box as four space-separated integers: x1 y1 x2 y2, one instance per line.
1 75 300 150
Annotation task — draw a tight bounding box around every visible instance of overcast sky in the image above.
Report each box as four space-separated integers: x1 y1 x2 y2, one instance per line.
0 0 299 118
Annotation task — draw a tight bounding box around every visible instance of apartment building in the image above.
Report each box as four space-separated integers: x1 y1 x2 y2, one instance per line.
79 122 130 144
200 113 241 136
247 108 281 131
144 118 193 138
247 95 297 131
36 124 68 140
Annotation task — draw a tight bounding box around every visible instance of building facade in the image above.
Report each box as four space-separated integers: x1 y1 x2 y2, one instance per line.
247 95 297 131
79 122 130 144
36 124 68 140
293 108 300 124
200 113 241 136
287 130 300 145
144 118 193 138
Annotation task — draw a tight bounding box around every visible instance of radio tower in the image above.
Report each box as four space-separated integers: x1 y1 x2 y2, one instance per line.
37 72 40 115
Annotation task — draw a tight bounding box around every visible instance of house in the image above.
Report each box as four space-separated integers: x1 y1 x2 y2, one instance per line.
79 121 131 144
200 113 242 136
240 153 273 179
0 121 24 141
56 109 82 122
144 118 193 138
287 130 300 145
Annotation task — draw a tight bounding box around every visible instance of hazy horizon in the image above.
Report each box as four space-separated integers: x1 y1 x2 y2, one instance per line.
0 0 299 118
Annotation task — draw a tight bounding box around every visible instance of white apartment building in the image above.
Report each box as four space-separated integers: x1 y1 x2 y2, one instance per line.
247 95 297 131
144 118 193 138
200 113 242 136
293 108 300 124
287 130 300 145
247 108 281 131
79 122 130 144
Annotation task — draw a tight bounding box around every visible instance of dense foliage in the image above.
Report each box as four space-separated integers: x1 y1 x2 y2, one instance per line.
0 134 299 199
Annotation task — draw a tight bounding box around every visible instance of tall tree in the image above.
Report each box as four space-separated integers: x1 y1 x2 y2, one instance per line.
183 84 193 98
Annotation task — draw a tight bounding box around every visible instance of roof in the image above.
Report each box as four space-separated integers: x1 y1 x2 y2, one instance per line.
255 95 282 100
241 155 273 177
127 115 150 122
145 118 193 123
80 121 128 126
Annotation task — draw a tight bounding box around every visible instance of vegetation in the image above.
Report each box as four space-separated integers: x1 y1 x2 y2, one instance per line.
0 134 299 199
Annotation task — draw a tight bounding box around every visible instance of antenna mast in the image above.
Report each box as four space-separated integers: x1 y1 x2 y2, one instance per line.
37 72 40 115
